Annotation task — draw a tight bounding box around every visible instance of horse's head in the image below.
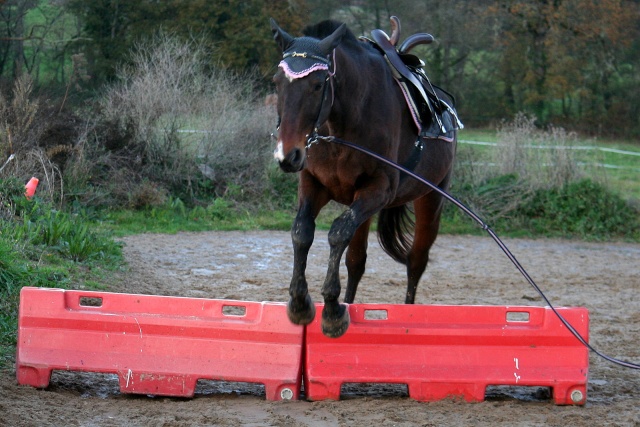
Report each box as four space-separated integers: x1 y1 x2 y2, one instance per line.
270 19 346 172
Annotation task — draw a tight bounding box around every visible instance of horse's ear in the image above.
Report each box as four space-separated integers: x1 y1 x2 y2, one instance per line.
318 23 347 54
270 18 294 52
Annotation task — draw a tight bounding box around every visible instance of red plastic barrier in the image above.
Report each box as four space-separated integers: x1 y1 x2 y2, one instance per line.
16 287 303 400
305 304 589 405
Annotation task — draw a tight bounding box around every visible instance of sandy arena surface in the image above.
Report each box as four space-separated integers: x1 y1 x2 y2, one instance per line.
1 230 639 426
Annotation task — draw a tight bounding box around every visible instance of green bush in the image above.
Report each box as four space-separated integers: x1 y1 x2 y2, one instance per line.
6 203 122 262
515 179 639 239
444 176 639 239
74 32 278 209
264 163 298 209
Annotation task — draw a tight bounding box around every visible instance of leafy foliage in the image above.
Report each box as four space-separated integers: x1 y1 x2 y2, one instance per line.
3 1 639 135
515 180 639 239
63 0 308 85
309 0 640 136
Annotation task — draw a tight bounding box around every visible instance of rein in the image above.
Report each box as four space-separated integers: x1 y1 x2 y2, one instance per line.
306 133 640 371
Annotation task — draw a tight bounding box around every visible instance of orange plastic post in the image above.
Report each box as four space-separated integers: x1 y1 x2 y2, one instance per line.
25 177 39 199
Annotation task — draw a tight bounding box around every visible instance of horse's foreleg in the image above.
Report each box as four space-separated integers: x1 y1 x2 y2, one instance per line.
321 208 357 337
288 196 326 325
344 218 372 304
322 193 387 338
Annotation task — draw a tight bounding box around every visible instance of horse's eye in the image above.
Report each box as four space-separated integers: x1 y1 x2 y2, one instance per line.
313 83 323 92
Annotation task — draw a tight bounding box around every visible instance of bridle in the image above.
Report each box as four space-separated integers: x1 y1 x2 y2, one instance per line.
273 49 337 150
305 49 337 149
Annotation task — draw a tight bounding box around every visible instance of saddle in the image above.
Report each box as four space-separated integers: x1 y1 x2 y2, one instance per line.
362 17 463 142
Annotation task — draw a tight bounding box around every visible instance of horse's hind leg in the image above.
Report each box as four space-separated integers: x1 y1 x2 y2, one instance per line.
344 218 372 304
405 189 446 304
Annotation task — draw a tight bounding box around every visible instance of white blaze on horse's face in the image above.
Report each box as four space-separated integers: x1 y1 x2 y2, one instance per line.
274 141 285 162
272 70 318 173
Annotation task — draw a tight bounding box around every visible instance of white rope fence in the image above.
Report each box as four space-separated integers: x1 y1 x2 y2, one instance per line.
458 140 640 172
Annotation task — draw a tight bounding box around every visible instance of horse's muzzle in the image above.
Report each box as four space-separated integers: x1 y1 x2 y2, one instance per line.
276 146 305 173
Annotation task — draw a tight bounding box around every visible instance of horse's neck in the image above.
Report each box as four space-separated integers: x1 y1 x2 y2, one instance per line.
332 47 386 120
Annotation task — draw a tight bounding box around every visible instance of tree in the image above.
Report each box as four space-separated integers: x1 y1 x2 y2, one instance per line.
1 0 637 136
0 0 37 80
0 1 90 88
378 1 497 126
304 0 497 125
64 0 308 86
166 0 308 78
491 0 638 131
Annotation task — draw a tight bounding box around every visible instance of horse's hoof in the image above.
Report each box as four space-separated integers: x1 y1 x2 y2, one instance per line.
321 304 350 338
287 294 316 325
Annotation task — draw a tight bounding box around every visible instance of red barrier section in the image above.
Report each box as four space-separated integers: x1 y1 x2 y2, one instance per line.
305 304 589 405
16 287 303 400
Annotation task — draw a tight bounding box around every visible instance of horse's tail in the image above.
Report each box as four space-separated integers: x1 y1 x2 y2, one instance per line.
377 204 414 265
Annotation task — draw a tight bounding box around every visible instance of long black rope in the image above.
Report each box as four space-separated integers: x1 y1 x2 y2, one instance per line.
314 134 640 370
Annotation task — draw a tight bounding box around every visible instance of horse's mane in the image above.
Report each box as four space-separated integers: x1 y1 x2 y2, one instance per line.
303 20 360 47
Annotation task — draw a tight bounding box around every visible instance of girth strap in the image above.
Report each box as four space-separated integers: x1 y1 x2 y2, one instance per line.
400 137 425 180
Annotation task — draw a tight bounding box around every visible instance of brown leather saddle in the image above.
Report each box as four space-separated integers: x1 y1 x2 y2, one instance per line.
361 16 463 141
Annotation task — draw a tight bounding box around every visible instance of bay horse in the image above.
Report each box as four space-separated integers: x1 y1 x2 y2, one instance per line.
271 18 459 338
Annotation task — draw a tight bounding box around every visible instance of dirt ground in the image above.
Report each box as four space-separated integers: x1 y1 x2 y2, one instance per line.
1 230 639 426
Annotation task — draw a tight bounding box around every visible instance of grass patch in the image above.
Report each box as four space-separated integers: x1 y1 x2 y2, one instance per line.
103 197 346 237
445 177 639 240
104 197 297 236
